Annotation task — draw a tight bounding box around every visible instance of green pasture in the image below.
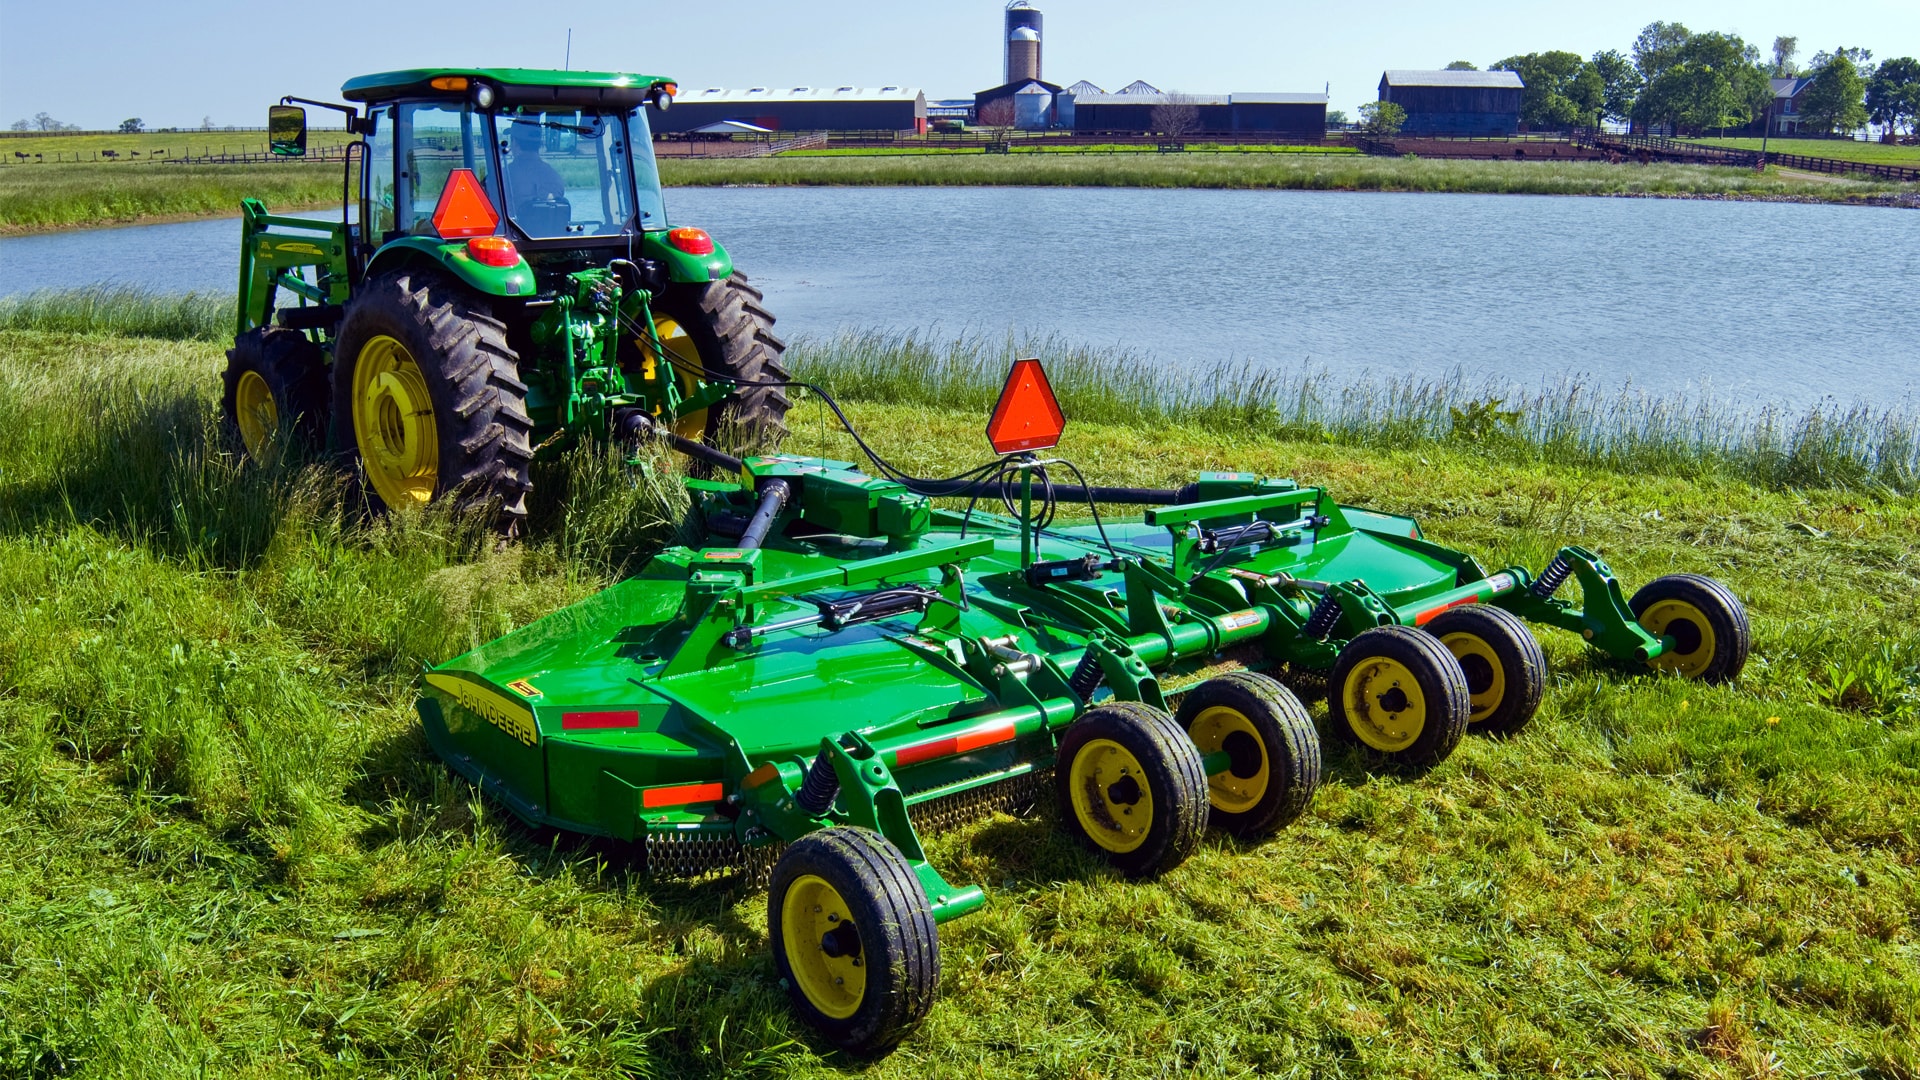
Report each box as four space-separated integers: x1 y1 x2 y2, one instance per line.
1688 137 1920 167
0 162 343 233
0 129 358 163
0 308 1915 1077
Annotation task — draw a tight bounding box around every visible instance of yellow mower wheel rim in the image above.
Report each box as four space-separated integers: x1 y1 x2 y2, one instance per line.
638 315 710 441
1440 632 1507 724
234 369 278 461
1188 705 1269 814
1068 737 1155 854
781 873 867 1020
1341 656 1428 753
1640 598 1718 679
352 334 438 507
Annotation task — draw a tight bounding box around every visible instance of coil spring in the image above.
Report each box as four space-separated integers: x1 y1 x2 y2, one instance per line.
1301 592 1343 639
795 749 840 815
1068 650 1105 700
1531 555 1573 598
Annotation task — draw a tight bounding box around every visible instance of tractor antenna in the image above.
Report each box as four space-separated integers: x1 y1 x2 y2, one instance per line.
565 29 573 71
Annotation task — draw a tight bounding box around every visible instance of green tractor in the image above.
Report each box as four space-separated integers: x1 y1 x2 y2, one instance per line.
226 69 789 529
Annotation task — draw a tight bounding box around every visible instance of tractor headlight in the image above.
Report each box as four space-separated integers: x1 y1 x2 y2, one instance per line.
470 82 496 110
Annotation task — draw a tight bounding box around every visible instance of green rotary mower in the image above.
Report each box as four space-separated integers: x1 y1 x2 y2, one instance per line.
419 360 1751 1053
225 69 789 531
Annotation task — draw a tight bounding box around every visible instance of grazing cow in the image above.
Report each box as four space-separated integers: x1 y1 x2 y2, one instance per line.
101 149 118 159
12 151 24 161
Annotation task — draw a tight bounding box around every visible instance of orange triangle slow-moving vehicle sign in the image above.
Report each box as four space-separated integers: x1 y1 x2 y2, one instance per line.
431 169 500 239
986 358 1066 455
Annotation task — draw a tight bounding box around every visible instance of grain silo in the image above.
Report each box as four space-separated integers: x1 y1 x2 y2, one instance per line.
1005 2 1043 84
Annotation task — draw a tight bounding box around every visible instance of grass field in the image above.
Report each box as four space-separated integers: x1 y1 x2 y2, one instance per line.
0 162 344 234
1688 137 1920 167
0 316 1915 1078
781 144 1363 158
0 129 359 164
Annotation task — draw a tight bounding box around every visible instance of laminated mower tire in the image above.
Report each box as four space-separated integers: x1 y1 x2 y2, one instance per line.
1629 573 1750 684
1423 604 1547 736
1175 671 1322 837
1328 625 1472 770
1055 701 1208 878
330 270 534 534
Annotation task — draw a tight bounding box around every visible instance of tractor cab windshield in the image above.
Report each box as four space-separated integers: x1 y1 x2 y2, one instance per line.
495 107 664 239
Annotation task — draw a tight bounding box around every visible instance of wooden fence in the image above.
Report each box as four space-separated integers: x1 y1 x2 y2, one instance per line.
1575 132 1920 182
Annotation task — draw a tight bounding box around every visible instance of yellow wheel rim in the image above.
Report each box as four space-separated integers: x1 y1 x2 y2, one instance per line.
639 315 710 441
234 369 278 461
1341 657 1428 753
1641 599 1718 679
351 334 438 507
1068 737 1155 853
1188 705 1269 814
780 874 867 1020
1441 632 1507 724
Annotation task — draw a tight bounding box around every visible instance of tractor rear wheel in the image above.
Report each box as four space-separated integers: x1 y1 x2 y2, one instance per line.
638 271 791 450
222 327 327 464
769 827 939 1055
1056 701 1208 878
1328 625 1471 770
330 270 534 533
1629 574 1750 684
1175 672 1321 837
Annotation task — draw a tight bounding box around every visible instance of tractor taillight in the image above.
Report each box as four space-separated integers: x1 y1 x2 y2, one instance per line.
668 227 714 255
466 236 519 267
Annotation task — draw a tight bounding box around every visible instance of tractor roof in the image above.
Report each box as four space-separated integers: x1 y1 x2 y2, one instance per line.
341 68 674 108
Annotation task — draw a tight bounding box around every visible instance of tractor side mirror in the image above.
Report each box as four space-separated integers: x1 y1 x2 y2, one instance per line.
268 105 308 157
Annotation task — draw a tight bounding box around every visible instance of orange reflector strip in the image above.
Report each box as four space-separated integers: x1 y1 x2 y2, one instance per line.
429 76 470 91
1412 597 1478 627
668 227 714 255
562 710 640 730
642 782 725 809
986 358 1066 455
431 168 499 239
894 720 1018 768
742 762 782 789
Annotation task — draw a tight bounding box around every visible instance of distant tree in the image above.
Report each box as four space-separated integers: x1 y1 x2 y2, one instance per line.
7 119 28 132
1326 108 1350 127
1632 21 1693 82
1149 92 1201 139
1493 51 1603 129
1445 61 1478 71
200 115 215 132
1359 100 1405 136
1771 36 1799 77
1800 50 1871 134
976 98 1015 129
119 118 144 134
1865 57 1920 137
1631 30 1769 134
1588 49 1643 124
28 111 79 132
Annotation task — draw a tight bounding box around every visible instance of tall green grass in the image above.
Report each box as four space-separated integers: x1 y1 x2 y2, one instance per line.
0 286 229 341
0 329 1914 1077
661 153 1916 202
0 161 343 232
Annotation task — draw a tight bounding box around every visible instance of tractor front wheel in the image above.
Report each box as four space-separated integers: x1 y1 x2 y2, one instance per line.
331 270 534 532
638 271 791 450
1630 574 1751 684
1176 672 1321 837
1328 625 1471 770
769 827 939 1055
1056 701 1208 878
222 326 328 464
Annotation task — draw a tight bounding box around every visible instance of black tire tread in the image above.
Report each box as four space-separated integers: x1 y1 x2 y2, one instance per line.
656 270 792 450
1628 573 1751 685
1175 671 1322 837
1327 624 1472 770
1054 701 1208 878
221 327 329 458
769 827 939 1055
330 270 534 532
1424 604 1547 737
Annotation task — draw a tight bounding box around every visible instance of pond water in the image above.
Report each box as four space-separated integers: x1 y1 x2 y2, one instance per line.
3 187 1915 410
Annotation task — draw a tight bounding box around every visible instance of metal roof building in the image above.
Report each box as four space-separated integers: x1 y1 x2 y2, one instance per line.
1377 70 1524 135
1071 90 1328 137
650 86 928 134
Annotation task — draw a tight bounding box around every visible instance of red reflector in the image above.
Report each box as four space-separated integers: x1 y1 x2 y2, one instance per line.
432 168 500 239
668 226 714 255
986 358 1066 455
1413 597 1478 627
642 782 725 809
466 236 519 267
894 721 1017 767
562 710 640 730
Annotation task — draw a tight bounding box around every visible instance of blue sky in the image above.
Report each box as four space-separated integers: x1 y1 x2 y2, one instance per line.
3 0 1915 128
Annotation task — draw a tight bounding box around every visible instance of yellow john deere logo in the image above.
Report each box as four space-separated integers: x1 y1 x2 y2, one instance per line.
266 240 327 257
426 673 540 746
